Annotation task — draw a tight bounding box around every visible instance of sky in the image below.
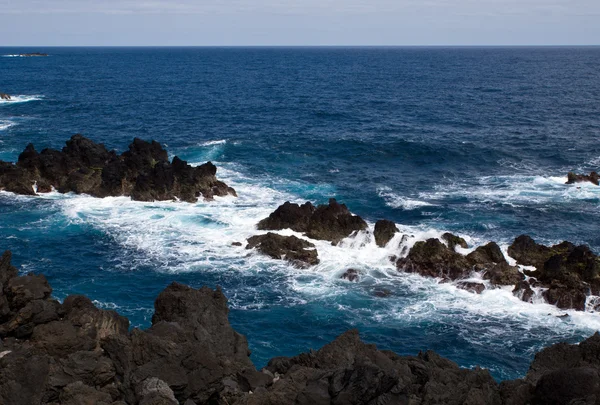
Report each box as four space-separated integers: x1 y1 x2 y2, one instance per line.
1 0 599 46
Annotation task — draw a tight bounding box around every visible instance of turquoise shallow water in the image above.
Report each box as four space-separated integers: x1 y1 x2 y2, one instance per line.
1 47 600 380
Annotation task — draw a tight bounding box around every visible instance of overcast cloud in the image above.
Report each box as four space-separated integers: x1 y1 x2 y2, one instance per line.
1 0 598 45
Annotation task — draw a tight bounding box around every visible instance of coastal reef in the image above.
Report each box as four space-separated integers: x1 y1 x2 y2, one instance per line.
1 249 600 405
0 135 236 202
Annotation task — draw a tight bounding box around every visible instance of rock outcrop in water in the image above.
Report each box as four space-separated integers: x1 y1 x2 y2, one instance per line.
246 233 319 267
566 171 599 186
373 219 399 247
0 92 11 100
0 135 236 202
508 235 600 311
257 199 368 245
394 233 600 310
2 249 600 405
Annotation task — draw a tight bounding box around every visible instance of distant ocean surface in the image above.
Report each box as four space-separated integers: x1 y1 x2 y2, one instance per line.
1 47 600 380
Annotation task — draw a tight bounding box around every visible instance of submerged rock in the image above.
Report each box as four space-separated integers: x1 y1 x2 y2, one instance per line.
246 233 319 267
258 199 367 245
0 135 236 202
373 219 399 247
566 171 599 186
1 249 600 404
457 281 486 294
341 268 360 282
0 93 11 100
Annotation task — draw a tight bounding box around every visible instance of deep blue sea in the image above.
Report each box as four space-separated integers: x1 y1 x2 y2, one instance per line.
1 47 600 381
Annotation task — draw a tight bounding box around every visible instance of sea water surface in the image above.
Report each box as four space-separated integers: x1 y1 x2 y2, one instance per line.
1 47 600 380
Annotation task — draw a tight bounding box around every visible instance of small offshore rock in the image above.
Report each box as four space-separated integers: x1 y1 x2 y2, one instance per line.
373 219 399 247
246 233 319 267
566 171 599 186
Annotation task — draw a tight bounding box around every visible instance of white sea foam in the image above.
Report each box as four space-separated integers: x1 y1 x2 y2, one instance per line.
4 165 600 351
377 186 435 210
199 140 227 146
421 175 600 206
0 95 43 105
0 120 15 131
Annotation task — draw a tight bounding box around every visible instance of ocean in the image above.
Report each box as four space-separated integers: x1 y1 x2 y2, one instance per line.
1 46 599 380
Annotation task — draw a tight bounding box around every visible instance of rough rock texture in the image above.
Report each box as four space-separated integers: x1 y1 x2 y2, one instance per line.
442 232 469 251
2 250 600 404
396 238 473 281
257 199 368 244
373 219 399 247
0 135 236 202
508 235 600 310
566 171 599 186
246 233 319 267
457 281 486 294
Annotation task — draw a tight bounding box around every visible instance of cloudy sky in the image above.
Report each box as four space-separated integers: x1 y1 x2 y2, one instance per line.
1 0 598 45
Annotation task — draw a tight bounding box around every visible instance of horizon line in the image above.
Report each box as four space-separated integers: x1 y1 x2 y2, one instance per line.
2 44 600 48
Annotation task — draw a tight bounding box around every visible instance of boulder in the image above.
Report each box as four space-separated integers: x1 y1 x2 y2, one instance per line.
373 219 399 247
0 93 11 100
442 232 469 251
246 233 319 267
483 263 524 286
456 281 486 294
0 135 236 203
513 281 535 303
257 201 316 232
257 199 367 245
397 238 472 280
566 171 599 186
467 242 507 266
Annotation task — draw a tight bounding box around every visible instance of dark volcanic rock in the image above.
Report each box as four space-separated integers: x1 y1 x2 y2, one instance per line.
483 262 525 286
507 236 600 310
442 232 469 251
566 171 599 186
373 219 399 247
2 248 600 404
257 201 316 232
258 199 367 245
246 233 319 267
0 92 11 100
467 242 507 266
0 135 236 203
457 281 486 294
513 281 535 303
397 238 473 281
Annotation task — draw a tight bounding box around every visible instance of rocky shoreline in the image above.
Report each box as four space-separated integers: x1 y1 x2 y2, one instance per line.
1 249 600 405
247 200 600 313
1 136 598 313
0 135 236 202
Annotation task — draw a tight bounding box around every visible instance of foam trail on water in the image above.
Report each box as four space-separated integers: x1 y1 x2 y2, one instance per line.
422 175 600 205
5 165 600 364
0 95 44 105
199 140 227 146
0 120 15 131
377 186 435 210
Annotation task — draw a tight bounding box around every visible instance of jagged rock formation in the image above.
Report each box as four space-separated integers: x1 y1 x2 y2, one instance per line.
1 249 600 405
246 233 319 267
566 171 599 186
508 235 600 311
0 92 11 100
257 199 368 244
373 219 399 247
0 135 236 202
